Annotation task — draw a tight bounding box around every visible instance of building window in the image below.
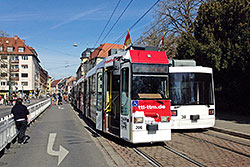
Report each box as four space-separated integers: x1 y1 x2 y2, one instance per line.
21 82 28 86
0 82 6 86
21 73 28 77
0 46 3 52
7 47 14 52
11 56 19 60
21 64 28 69
0 73 7 77
18 47 25 52
11 73 19 77
22 56 28 60
11 65 19 69
1 64 7 68
1 56 7 60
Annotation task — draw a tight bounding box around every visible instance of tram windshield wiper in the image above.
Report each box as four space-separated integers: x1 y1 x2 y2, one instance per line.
156 100 164 104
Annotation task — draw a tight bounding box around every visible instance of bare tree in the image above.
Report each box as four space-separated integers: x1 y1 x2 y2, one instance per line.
0 30 9 37
136 0 205 58
155 0 204 35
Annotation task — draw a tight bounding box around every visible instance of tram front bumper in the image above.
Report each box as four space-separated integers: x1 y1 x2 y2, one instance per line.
131 129 171 143
171 117 215 129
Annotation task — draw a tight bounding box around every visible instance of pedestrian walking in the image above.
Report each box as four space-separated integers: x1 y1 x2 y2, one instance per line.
51 97 55 105
11 98 29 144
4 94 7 105
58 94 62 105
0 96 3 105
63 94 68 103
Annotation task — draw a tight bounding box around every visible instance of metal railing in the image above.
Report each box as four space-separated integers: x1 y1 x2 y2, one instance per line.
0 98 51 151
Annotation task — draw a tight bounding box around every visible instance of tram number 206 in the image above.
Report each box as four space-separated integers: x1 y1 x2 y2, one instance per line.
135 126 143 130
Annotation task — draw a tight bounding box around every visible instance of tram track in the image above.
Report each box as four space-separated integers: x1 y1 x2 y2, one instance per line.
210 127 250 140
162 144 205 167
72 105 250 166
134 144 206 167
133 148 163 167
180 133 250 159
168 131 250 166
204 130 250 147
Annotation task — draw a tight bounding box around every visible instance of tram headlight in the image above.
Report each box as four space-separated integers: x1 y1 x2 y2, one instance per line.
134 117 143 123
209 109 214 115
161 116 170 122
171 110 177 116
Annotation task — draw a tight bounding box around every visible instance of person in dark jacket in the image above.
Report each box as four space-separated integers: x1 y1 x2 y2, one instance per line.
11 98 29 144
58 94 62 105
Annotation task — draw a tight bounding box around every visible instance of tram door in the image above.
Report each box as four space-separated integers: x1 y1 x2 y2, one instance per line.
96 68 104 131
120 64 131 141
83 80 87 117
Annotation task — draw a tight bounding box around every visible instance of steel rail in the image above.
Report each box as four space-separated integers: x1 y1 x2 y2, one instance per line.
204 130 250 147
133 148 163 167
209 127 250 140
181 133 250 159
162 144 205 167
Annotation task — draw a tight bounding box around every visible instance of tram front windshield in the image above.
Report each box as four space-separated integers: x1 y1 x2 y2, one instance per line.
169 73 214 105
132 75 169 100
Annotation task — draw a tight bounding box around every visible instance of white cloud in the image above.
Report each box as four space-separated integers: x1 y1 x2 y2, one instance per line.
50 8 102 30
0 13 40 21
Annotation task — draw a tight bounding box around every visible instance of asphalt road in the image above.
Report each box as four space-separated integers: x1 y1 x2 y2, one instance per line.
0 104 109 167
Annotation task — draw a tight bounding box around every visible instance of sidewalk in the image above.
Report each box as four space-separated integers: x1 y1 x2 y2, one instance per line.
212 112 250 139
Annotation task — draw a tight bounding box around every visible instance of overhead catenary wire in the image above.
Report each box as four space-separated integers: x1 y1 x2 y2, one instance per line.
128 0 160 33
100 0 134 44
101 0 161 56
93 0 122 48
33 45 79 58
46 63 79 70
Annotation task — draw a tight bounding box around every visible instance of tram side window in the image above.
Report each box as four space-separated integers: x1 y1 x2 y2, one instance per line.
121 68 129 115
97 72 103 111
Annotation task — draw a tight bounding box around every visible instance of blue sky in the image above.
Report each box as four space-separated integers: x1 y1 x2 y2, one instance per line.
0 0 158 79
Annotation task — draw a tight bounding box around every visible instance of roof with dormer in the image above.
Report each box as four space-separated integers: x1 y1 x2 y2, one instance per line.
51 79 61 87
89 43 124 60
0 36 34 55
0 35 40 63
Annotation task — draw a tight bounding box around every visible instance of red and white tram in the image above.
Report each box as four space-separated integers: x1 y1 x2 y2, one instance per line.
79 46 172 143
169 60 215 129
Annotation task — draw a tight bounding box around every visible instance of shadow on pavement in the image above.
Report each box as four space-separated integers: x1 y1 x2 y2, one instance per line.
215 111 250 124
72 104 165 148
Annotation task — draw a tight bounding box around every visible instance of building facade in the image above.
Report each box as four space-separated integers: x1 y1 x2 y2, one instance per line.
47 76 52 95
77 43 124 82
0 36 48 100
76 48 94 81
88 43 124 70
38 64 48 97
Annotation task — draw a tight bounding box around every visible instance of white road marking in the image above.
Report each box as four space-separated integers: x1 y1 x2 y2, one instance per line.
47 133 69 166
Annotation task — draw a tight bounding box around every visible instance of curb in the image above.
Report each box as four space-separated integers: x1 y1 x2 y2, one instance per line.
70 105 127 167
210 127 250 140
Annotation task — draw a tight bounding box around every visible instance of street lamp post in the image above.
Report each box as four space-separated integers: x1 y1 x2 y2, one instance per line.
8 55 12 103
14 85 17 97
22 83 24 98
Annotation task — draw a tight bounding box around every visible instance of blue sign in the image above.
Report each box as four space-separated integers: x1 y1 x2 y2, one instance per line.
132 100 138 107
